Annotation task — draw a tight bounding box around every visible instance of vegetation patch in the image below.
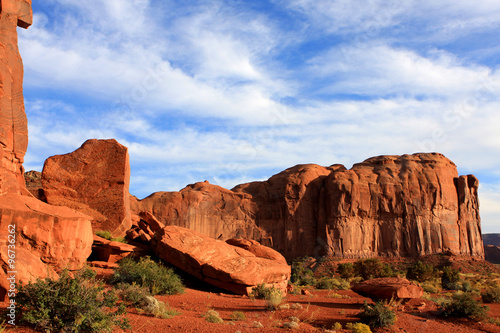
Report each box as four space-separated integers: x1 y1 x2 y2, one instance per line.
442 292 489 320
111 256 184 295
16 267 129 332
481 286 500 303
359 301 396 328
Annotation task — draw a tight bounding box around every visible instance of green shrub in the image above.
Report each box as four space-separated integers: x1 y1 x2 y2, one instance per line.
111 256 184 295
441 266 461 290
291 258 316 286
407 261 438 282
481 286 500 303
16 268 129 332
337 262 355 279
332 322 343 330
315 277 350 290
359 301 396 328
442 292 489 320
346 322 372 333
116 282 151 307
353 258 396 280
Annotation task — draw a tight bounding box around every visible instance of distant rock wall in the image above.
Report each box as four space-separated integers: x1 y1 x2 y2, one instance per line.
133 153 484 260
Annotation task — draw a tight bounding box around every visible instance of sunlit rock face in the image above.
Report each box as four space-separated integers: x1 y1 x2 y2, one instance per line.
0 0 32 195
134 153 483 260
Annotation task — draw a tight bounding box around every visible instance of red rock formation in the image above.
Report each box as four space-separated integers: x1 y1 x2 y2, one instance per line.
0 194 93 299
0 0 32 195
42 139 132 237
0 0 94 301
131 181 271 245
352 277 423 300
226 238 287 265
234 153 484 259
153 225 291 295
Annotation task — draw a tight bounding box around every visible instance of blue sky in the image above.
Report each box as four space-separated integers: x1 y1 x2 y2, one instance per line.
18 0 499 232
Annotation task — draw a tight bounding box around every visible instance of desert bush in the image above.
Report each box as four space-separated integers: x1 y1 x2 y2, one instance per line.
481 286 500 303
346 322 372 333
359 301 396 328
141 296 178 319
354 258 395 280
16 268 129 332
111 256 184 295
406 261 438 282
315 277 350 290
266 288 284 310
116 282 151 307
203 309 223 323
291 257 316 286
441 266 461 290
421 278 442 294
442 292 489 320
230 311 246 321
337 262 355 279
332 322 342 330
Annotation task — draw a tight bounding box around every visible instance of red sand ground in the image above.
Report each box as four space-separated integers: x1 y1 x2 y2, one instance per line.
3 287 500 332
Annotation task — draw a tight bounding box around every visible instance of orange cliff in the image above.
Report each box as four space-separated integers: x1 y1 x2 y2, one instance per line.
0 0 93 300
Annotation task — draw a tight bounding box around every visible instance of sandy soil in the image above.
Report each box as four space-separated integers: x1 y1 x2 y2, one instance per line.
4 287 500 333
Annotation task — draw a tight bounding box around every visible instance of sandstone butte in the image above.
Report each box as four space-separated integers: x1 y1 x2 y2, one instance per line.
0 0 93 300
130 153 484 261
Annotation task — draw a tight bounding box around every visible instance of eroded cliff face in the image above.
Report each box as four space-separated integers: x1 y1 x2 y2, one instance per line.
132 153 483 260
131 181 271 246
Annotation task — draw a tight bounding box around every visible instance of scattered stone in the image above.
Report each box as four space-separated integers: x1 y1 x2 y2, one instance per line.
352 277 424 300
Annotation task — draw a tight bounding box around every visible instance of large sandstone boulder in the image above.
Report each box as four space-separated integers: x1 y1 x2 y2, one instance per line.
352 277 424 300
131 181 271 246
0 194 93 299
42 139 132 237
153 226 291 295
226 238 287 265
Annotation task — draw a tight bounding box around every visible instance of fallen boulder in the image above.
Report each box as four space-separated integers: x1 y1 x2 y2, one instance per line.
153 226 291 295
352 277 423 300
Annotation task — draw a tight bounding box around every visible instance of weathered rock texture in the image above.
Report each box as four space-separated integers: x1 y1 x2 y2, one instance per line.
42 139 132 237
131 181 271 245
352 277 424 300
0 0 32 195
134 153 484 260
0 194 93 299
153 225 291 295
0 0 94 301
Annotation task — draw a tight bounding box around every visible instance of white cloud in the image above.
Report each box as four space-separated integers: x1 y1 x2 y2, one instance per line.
479 183 500 234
